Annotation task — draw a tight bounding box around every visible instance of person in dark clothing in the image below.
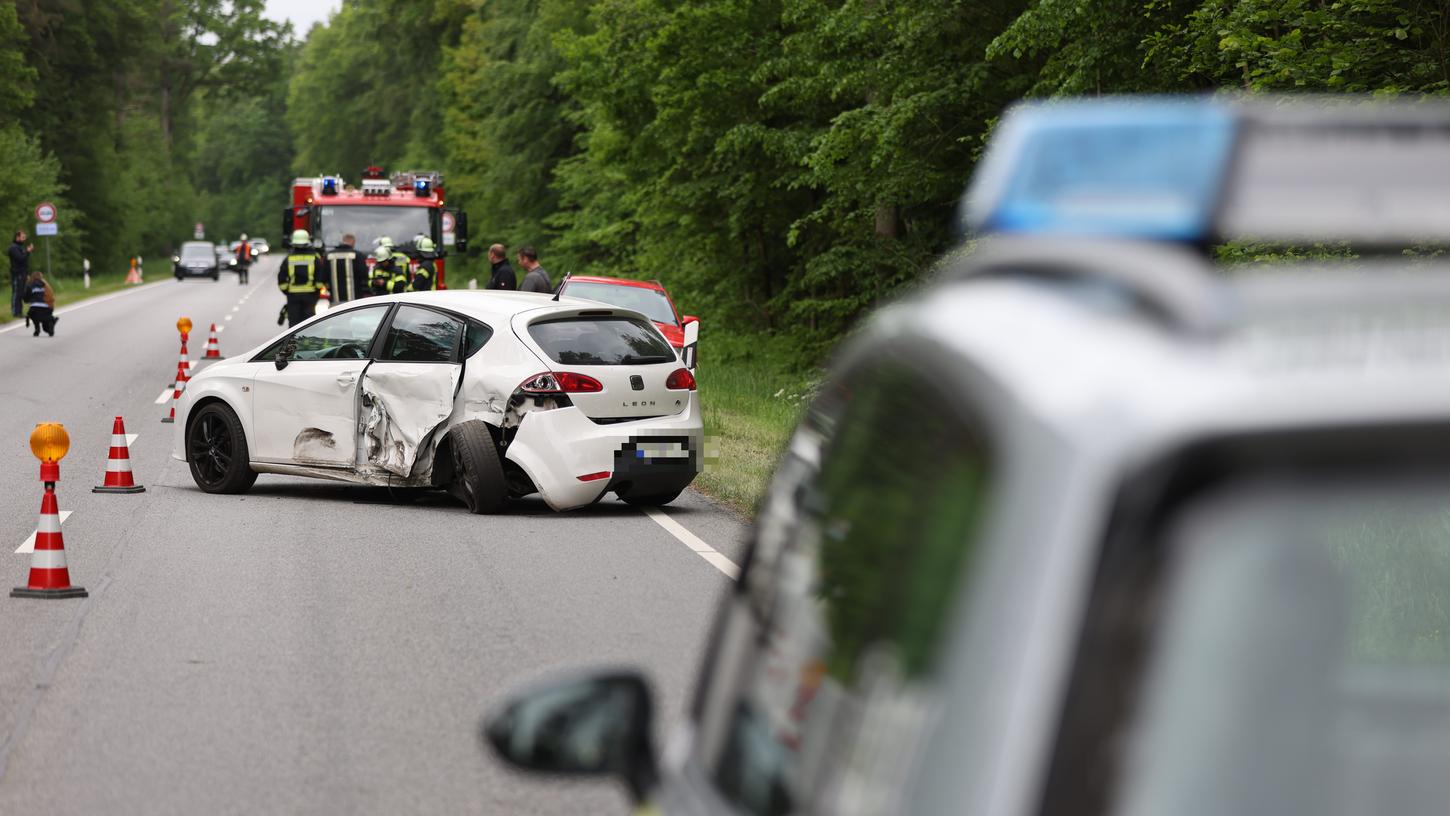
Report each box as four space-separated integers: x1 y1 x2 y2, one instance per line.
9 230 34 318
486 244 516 290
517 245 552 293
277 229 326 327
326 233 370 302
24 270 56 336
409 237 438 292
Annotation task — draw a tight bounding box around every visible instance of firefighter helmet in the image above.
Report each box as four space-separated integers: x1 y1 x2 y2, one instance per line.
373 246 393 262
240 233 248 241
290 229 311 248
416 237 437 256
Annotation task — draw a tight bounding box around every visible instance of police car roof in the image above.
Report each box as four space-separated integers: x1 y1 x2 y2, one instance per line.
965 96 1450 248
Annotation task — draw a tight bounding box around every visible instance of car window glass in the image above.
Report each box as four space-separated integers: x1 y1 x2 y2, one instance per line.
1100 477 1450 816
464 320 493 357
705 362 991 816
382 305 463 363
528 317 674 365
267 305 388 362
561 281 678 325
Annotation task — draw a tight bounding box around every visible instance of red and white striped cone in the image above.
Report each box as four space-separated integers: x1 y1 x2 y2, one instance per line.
161 362 188 424
13 465 86 599
93 416 145 494
168 334 192 387
203 323 223 359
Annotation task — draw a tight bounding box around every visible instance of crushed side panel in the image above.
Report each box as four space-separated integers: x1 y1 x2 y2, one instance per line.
361 365 461 477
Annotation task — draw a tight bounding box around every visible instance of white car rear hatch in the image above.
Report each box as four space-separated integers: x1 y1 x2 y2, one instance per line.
514 307 692 420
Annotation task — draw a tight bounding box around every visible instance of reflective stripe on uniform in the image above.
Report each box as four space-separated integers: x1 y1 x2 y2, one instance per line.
284 254 318 293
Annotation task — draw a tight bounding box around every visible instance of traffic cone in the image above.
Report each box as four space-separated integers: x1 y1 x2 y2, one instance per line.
13 468 86 599
203 324 223 359
93 416 145 493
161 362 188 424
125 258 142 285
168 334 192 387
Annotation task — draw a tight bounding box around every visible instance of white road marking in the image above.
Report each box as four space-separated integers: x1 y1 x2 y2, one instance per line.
0 281 170 335
16 511 74 554
642 508 740 580
224 315 233 321
230 306 239 313
215 325 225 333
155 389 172 404
126 434 138 447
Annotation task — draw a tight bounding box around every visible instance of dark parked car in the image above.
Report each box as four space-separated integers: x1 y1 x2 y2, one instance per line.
174 241 221 281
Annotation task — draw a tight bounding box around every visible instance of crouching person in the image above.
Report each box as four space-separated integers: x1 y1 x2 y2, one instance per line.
25 270 56 337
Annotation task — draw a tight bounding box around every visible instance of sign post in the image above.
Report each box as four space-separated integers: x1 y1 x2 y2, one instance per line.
34 202 57 280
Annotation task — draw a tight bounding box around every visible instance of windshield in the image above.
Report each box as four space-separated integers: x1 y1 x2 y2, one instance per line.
528 317 675 365
180 243 212 260
319 205 431 252
1107 476 1450 816
560 281 678 325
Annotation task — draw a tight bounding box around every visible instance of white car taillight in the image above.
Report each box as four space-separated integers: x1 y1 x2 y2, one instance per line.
665 368 697 390
518 372 604 394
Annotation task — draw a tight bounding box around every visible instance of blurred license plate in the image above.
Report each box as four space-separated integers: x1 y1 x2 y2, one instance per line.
634 441 690 460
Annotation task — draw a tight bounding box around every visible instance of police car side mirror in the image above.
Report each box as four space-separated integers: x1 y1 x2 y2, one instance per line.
483 669 658 803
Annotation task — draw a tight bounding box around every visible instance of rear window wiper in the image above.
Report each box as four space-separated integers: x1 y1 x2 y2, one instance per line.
620 354 674 365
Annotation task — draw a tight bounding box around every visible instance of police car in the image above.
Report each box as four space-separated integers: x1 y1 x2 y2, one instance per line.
171 291 702 512
483 98 1450 814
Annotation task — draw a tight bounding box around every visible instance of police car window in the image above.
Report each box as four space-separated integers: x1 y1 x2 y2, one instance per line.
704 362 991 816
381 306 463 363
265 305 388 362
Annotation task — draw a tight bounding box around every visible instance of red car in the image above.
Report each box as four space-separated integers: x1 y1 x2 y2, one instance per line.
555 275 697 349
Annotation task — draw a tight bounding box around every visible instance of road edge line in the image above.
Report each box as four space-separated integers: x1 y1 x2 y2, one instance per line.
642 507 740 580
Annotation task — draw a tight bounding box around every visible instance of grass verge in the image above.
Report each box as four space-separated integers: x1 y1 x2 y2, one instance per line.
694 335 820 515
0 271 142 325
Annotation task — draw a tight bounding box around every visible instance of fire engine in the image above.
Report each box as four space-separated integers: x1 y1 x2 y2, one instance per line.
282 166 469 289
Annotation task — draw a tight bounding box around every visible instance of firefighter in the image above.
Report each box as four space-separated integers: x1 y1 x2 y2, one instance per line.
370 246 409 295
278 229 325 326
326 232 368 302
409 237 437 291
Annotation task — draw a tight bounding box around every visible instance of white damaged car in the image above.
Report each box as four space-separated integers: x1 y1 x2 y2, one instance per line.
170 291 703 512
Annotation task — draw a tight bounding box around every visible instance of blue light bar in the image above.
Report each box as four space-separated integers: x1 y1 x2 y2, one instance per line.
414 178 430 197
966 99 1237 242
321 176 339 196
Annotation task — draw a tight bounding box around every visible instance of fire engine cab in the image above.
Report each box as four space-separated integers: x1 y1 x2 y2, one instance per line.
283 166 469 289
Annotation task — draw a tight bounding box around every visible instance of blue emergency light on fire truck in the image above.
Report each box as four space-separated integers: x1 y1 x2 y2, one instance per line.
283 166 468 288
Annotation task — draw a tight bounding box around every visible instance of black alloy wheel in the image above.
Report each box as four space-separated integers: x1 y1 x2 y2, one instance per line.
447 421 507 515
186 403 258 494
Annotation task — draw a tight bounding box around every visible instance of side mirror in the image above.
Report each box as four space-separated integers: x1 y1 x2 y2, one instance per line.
275 341 296 370
455 210 469 254
281 206 293 243
682 318 700 370
483 670 658 802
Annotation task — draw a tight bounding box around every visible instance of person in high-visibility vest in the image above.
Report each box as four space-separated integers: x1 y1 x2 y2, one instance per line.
234 233 254 285
326 232 368 302
278 229 325 327
409 237 437 291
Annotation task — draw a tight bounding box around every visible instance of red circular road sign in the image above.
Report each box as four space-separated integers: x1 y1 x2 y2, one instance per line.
34 202 57 224
441 211 456 233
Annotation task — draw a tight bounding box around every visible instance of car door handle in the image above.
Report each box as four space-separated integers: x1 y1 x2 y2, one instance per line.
336 373 358 387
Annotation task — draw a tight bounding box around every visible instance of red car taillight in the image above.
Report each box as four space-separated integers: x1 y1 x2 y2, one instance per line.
665 368 697 390
518 372 605 394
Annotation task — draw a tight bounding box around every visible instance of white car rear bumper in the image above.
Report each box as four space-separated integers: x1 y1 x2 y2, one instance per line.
505 395 703 511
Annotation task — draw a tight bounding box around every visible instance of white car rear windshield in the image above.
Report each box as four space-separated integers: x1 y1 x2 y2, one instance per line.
528 317 675 365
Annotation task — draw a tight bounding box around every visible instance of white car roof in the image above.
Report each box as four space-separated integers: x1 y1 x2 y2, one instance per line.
333 290 648 326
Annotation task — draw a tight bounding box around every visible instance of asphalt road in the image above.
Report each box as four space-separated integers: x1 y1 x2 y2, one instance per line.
0 264 749 814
